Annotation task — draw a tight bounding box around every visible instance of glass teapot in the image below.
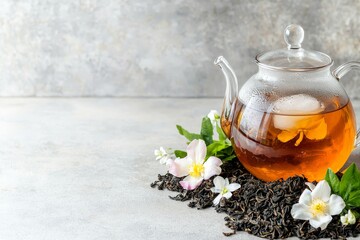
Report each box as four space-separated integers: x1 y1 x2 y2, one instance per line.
215 24 360 182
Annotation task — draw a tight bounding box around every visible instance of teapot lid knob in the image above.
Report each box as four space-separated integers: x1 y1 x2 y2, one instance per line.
284 24 304 49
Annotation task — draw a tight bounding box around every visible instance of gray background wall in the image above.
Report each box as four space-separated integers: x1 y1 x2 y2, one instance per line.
0 0 359 98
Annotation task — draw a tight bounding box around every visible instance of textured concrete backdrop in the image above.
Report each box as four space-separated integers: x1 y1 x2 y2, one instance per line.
0 0 359 97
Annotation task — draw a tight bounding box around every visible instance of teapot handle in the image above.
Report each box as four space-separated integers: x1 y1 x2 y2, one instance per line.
332 61 360 147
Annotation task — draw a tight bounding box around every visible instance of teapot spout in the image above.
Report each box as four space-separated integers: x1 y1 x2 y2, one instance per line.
214 56 239 138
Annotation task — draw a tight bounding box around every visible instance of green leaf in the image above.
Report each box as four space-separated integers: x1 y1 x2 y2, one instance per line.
206 141 227 157
205 140 236 162
200 117 213 145
221 145 234 155
351 210 360 219
176 125 201 141
347 189 360 207
325 168 340 194
174 150 187 158
221 154 237 162
340 163 360 200
216 123 227 141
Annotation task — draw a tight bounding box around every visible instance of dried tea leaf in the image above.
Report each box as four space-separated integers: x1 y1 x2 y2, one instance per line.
151 160 360 239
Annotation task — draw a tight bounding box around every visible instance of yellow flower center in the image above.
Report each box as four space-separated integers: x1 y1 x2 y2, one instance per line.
310 199 328 216
189 163 204 177
221 188 228 195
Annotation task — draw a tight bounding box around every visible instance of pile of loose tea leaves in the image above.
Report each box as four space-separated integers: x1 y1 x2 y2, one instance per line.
151 160 360 239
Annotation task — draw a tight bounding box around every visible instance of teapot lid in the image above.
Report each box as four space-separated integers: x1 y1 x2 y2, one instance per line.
255 24 333 71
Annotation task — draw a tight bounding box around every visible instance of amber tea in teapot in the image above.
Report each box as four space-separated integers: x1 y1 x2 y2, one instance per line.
215 24 360 181
228 96 356 182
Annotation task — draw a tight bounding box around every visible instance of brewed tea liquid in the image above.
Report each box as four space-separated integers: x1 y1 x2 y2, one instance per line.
227 101 356 182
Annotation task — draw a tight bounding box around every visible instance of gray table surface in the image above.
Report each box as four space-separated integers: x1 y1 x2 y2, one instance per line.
0 98 359 240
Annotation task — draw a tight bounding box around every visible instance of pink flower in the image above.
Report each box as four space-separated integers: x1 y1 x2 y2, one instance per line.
169 139 222 190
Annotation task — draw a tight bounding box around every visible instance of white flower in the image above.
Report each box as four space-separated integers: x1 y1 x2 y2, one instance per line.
154 147 172 165
341 210 356 226
207 110 220 127
291 180 346 230
169 139 222 190
211 176 240 205
305 182 316 191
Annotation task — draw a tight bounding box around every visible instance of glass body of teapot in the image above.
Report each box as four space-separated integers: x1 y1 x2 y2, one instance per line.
215 24 360 182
